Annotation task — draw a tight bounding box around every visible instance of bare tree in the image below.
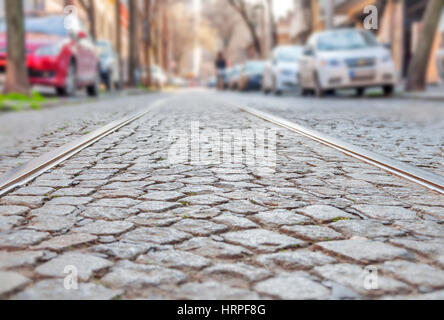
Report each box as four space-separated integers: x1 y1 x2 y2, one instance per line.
266 0 278 48
3 0 29 95
144 0 153 87
406 0 444 91
115 0 123 87
204 1 239 51
227 0 262 56
128 0 139 86
79 0 96 41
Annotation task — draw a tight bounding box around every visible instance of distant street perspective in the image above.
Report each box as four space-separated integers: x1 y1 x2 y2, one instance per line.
0 0 443 302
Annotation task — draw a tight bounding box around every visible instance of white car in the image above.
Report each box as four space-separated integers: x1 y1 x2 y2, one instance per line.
298 29 397 97
263 45 304 95
151 65 167 88
96 40 121 91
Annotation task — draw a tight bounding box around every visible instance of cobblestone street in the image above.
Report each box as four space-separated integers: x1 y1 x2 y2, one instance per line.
0 91 443 300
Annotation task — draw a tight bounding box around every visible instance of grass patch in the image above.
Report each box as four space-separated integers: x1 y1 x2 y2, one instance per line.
0 91 51 111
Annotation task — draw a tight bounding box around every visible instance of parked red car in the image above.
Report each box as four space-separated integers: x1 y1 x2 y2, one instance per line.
0 15 99 97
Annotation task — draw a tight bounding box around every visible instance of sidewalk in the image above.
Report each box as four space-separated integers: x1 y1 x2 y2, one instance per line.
397 84 444 102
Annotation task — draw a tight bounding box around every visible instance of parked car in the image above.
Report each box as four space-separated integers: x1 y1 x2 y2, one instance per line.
298 28 397 97
151 65 167 88
0 15 100 97
96 40 121 91
228 65 243 90
263 45 304 95
238 61 265 91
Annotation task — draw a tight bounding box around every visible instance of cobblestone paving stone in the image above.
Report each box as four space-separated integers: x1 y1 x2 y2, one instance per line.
224 92 444 176
0 92 443 300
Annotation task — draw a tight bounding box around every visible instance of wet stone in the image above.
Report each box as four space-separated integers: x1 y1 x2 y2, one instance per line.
0 271 30 296
36 253 113 281
32 233 98 251
137 250 210 269
0 206 29 216
14 279 122 300
0 250 44 269
379 260 444 289
212 213 259 229
223 229 305 253
256 251 336 270
330 220 406 238
174 281 259 300
74 220 134 235
177 237 252 258
281 225 343 241
296 205 355 222
203 263 272 282
173 219 228 236
122 227 191 245
254 272 330 300
252 210 312 226
314 263 410 295
0 230 49 248
317 239 409 262
351 205 417 221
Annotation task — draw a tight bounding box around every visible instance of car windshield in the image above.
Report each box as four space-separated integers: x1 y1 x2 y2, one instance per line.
97 42 112 57
0 16 68 37
246 62 264 74
275 47 303 62
317 30 379 51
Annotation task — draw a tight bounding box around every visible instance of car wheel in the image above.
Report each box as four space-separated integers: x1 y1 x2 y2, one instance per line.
356 87 365 97
314 73 326 98
383 85 394 97
57 62 77 97
86 75 100 97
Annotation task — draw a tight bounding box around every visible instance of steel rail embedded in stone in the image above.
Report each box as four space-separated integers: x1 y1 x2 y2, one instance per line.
0 99 166 196
240 105 444 194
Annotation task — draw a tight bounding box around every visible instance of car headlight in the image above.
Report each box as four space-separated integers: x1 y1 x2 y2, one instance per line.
34 43 64 57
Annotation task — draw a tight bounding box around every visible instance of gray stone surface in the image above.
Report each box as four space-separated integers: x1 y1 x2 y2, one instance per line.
136 250 210 269
174 281 260 300
281 225 343 241
122 227 191 245
256 250 336 270
296 205 355 222
317 239 410 262
74 220 134 235
0 251 44 269
0 271 30 296
35 253 113 280
254 272 330 299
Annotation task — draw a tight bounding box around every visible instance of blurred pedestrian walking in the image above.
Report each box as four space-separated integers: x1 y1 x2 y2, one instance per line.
215 52 227 90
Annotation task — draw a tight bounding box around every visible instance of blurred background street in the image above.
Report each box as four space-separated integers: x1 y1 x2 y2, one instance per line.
0 0 443 301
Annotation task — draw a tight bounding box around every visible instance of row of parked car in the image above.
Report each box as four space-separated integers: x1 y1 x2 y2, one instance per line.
211 28 399 97
0 14 177 97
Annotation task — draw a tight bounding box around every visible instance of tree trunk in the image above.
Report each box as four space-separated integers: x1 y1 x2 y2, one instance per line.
266 0 278 48
298 0 313 44
405 0 444 91
4 0 29 95
145 0 152 87
227 0 262 57
115 0 123 86
128 0 139 86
